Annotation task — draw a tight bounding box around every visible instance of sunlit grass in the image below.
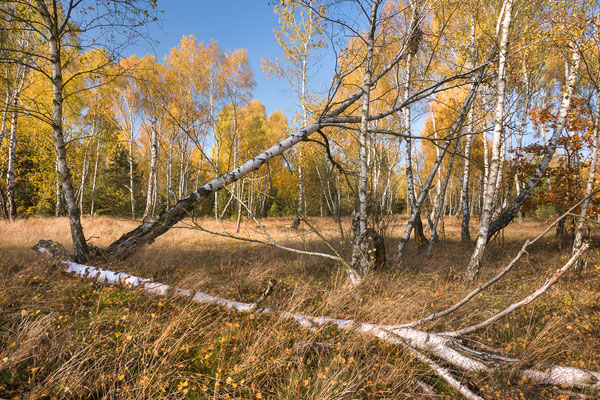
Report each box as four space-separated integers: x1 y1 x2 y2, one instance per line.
1 216 599 398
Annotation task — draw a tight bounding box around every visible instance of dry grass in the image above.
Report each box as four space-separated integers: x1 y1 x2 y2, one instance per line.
1 215 600 399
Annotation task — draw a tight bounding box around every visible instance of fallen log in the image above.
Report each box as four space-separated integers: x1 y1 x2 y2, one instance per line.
32 241 600 397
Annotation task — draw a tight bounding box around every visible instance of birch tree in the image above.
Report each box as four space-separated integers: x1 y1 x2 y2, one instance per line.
103 8 489 260
460 14 477 241
0 0 159 261
465 0 514 280
262 0 325 229
572 90 600 267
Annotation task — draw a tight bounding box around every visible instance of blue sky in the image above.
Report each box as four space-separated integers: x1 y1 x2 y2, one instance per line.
132 0 333 120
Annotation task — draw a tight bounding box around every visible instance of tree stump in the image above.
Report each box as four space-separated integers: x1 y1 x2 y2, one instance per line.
351 228 386 275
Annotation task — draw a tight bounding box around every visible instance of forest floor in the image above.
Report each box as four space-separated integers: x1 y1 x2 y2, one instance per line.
1 216 599 399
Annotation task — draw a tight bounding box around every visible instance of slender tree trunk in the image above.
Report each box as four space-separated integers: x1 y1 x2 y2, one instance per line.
90 134 101 218
55 164 62 217
403 53 427 245
6 106 18 221
465 0 513 281
4 67 25 221
236 178 244 232
395 65 486 261
514 58 530 224
487 45 580 241
349 0 382 278
0 79 10 148
290 147 304 229
167 138 173 210
152 172 158 217
572 90 600 268
0 86 8 218
210 78 221 221
426 137 460 256
78 139 90 216
430 102 442 227
39 5 89 262
461 17 476 242
143 118 158 220
490 135 507 220
178 139 188 201
128 133 136 219
195 156 203 192
357 49 376 235
103 10 436 259
461 118 475 241
482 125 489 204
0 186 7 220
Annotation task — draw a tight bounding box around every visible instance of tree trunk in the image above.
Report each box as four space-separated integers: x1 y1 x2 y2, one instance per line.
103 11 457 259
426 137 460 256
0 77 10 148
105 122 324 258
178 137 189 201
128 133 136 219
481 125 489 207
465 0 513 281
395 65 486 261
89 134 101 218
55 165 62 217
39 4 89 262
572 90 600 268
236 178 244 232
403 53 428 246
460 16 476 242
167 138 173 210
514 57 530 224
35 241 600 397
486 45 580 243
143 118 159 220
352 0 380 276
290 146 304 230
208 74 221 221
0 185 7 220
78 139 91 216
6 105 18 221
430 101 442 230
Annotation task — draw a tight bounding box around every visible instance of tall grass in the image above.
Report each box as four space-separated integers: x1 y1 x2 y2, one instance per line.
1 216 599 398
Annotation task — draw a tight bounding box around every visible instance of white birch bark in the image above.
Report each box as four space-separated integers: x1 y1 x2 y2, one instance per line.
34 241 600 393
514 58 530 224
465 0 513 280
89 134 101 218
426 138 460 256
357 1 380 236
209 74 221 221
37 0 89 262
6 105 18 220
572 90 600 267
403 53 418 232
54 164 62 217
143 118 158 220
5 65 25 221
104 8 470 258
0 69 10 148
430 101 442 227
166 136 174 210
395 65 487 261
128 129 136 219
77 139 91 216
487 46 581 241
461 16 476 241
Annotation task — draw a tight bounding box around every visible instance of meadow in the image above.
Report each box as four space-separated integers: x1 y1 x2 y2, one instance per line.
1 216 599 399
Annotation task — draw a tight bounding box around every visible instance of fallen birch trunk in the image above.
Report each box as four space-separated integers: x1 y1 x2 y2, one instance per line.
33 241 600 397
